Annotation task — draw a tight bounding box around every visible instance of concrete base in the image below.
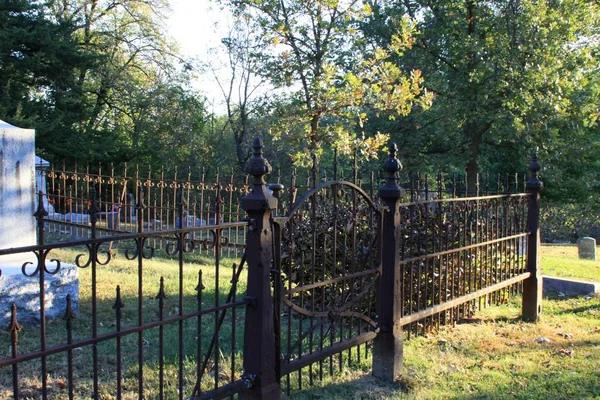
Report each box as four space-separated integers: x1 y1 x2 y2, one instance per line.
543 276 600 295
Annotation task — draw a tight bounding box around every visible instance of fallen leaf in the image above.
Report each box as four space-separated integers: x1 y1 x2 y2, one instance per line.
55 378 67 389
556 332 574 339
448 364 464 373
557 348 574 357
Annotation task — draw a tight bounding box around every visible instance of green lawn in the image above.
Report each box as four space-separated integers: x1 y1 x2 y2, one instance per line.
541 245 600 282
290 294 600 399
2 244 599 399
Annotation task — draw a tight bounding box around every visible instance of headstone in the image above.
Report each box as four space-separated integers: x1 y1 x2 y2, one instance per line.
0 120 79 325
105 211 120 230
0 120 36 266
578 237 596 260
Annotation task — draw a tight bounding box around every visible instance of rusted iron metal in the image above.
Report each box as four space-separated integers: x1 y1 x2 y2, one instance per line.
1 139 540 399
523 154 544 321
240 137 281 400
373 143 404 381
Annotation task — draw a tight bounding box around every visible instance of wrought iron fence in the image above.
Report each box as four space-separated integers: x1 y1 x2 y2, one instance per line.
1 140 543 399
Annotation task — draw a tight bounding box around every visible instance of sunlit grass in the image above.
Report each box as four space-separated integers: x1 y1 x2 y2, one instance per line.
0 245 247 399
291 294 600 399
541 245 600 282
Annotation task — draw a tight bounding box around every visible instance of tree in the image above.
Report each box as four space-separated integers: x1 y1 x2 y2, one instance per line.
218 0 433 165
1 0 212 169
0 0 92 130
363 0 600 189
207 16 271 170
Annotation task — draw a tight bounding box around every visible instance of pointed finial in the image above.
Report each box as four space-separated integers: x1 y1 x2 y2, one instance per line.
156 277 167 301
112 286 125 311
526 153 543 192
7 304 22 334
63 294 77 321
195 270 205 299
33 191 48 219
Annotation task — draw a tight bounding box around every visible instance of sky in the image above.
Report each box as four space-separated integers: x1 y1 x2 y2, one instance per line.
166 0 231 112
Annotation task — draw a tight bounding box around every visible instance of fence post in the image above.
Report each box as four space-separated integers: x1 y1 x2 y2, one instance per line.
240 138 282 400
522 153 543 322
373 143 404 381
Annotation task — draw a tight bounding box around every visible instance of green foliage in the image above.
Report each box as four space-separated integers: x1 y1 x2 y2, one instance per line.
217 0 432 166
363 0 600 193
0 0 211 171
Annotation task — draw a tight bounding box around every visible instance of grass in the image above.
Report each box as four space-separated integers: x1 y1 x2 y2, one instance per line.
290 294 600 399
2 242 599 399
0 244 248 399
541 245 600 282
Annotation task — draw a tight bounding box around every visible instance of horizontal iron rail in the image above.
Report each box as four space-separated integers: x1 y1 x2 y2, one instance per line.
398 272 531 327
0 298 249 368
397 192 529 207
398 232 528 265
186 377 254 400
282 268 380 296
281 331 378 375
0 221 248 256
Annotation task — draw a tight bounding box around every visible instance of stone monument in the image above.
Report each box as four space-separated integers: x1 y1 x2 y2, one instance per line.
0 120 78 325
578 237 596 261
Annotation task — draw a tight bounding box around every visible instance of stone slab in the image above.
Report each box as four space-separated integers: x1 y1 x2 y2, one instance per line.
543 275 600 295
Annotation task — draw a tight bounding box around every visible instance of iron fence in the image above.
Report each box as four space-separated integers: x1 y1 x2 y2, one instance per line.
1 139 543 399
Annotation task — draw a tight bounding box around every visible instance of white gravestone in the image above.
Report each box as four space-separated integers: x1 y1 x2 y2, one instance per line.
0 119 36 267
0 120 78 325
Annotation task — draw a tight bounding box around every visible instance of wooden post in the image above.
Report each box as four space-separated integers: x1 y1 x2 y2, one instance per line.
373 143 404 381
240 138 282 400
522 153 543 322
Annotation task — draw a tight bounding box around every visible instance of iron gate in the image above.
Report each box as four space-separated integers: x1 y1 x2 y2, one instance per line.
271 180 383 392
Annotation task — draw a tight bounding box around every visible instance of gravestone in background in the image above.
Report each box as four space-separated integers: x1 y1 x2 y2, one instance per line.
578 237 596 261
0 120 79 325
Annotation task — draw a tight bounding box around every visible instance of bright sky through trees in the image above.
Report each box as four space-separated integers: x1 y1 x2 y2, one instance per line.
167 0 230 112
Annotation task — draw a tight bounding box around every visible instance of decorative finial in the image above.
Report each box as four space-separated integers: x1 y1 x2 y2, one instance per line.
378 143 403 200
241 137 277 211
63 294 77 321
526 153 543 192
245 137 272 185
33 191 48 219
383 143 402 179
7 303 22 334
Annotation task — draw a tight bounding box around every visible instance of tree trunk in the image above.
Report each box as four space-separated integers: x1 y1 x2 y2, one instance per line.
464 121 492 195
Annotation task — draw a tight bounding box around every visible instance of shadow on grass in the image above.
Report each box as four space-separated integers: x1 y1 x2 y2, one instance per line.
286 374 411 400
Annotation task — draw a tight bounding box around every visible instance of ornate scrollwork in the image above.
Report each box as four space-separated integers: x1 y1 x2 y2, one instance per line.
20 250 61 277
166 234 197 256
124 238 155 260
201 230 218 250
75 243 113 268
